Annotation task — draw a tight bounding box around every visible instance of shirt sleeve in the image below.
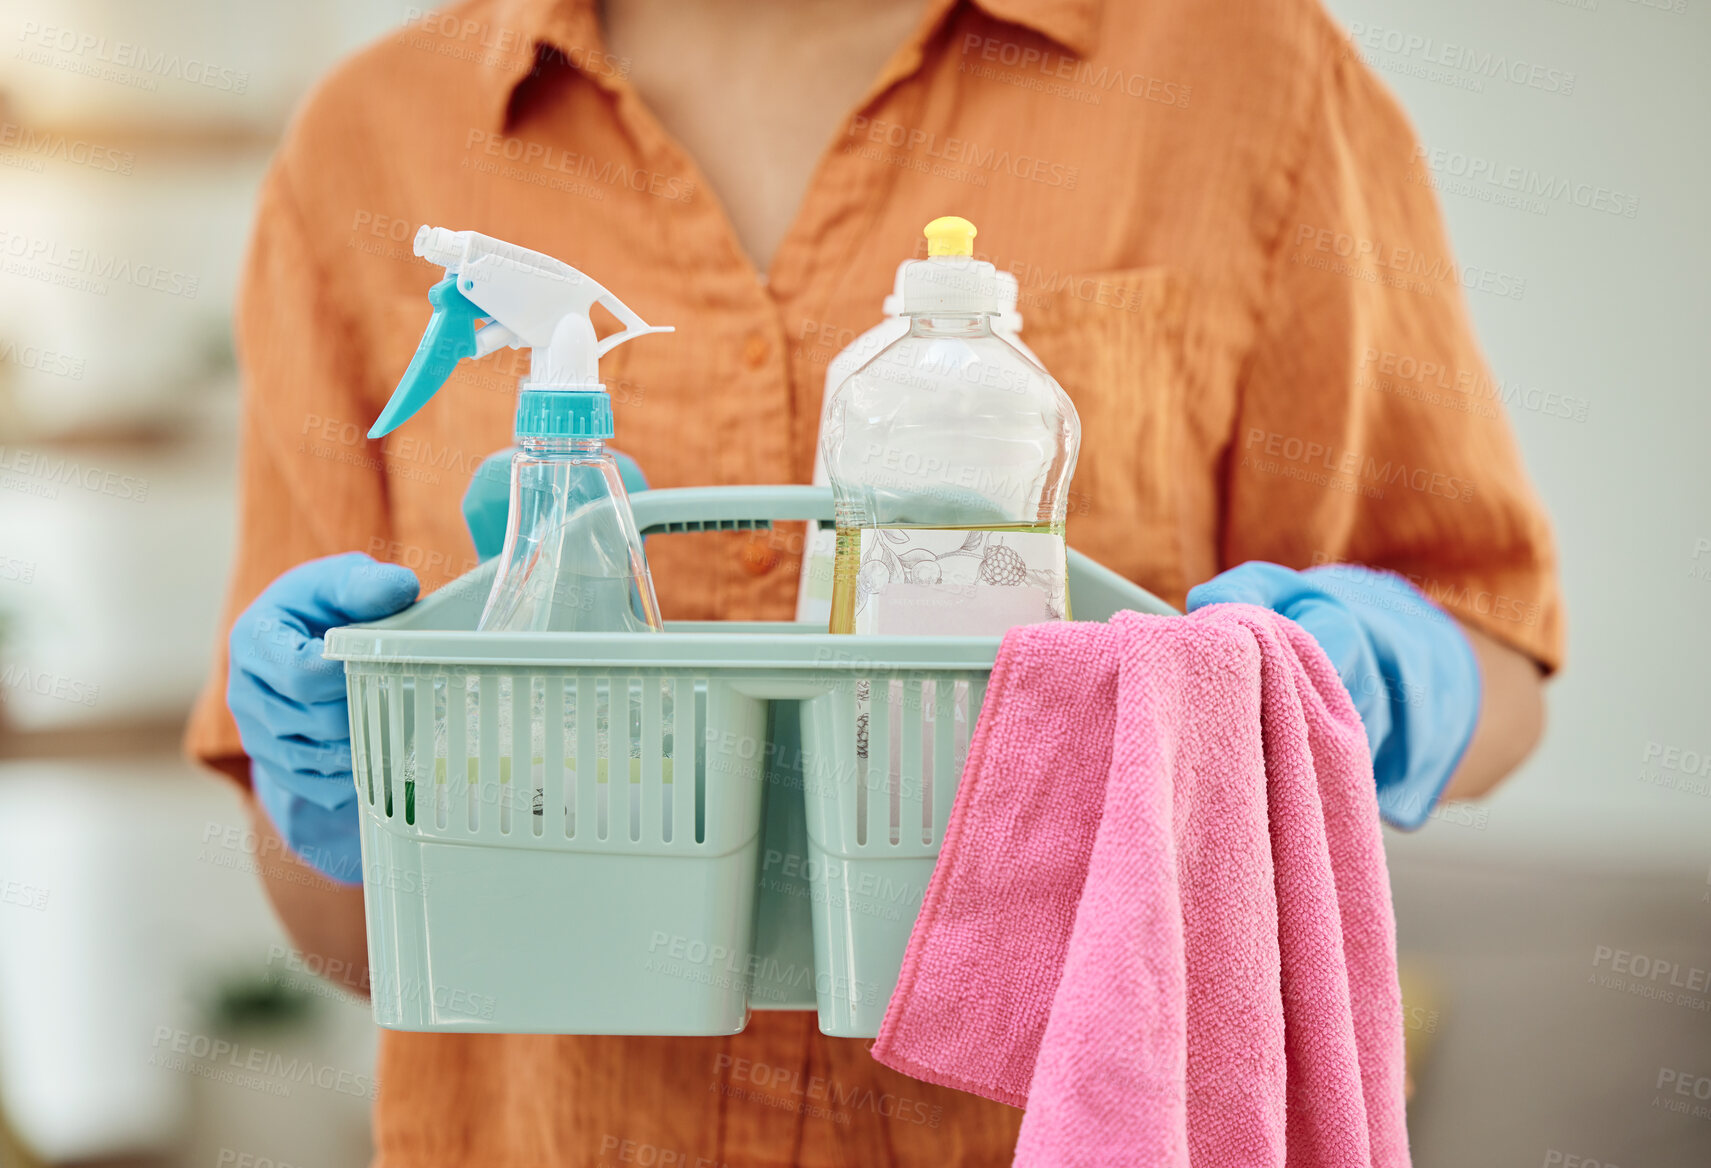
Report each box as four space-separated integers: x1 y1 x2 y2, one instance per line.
1223 36 1564 671
183 160 393 783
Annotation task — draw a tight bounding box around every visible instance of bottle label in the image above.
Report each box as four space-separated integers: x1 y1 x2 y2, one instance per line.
795 524 839 624
852 527 1067 635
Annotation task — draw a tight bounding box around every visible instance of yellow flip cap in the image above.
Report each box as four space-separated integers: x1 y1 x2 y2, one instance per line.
924 215 977 257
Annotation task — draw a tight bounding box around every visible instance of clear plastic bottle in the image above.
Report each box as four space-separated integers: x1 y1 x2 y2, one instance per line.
795 263 1038 626
364 226 673 634
366 226 675 822
823 216 1079 636
479 435 662 632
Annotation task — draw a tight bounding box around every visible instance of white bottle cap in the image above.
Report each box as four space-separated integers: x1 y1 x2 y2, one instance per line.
902 256 1002 315
880 260 910 317
994 270 1024 334
884 261 1019 329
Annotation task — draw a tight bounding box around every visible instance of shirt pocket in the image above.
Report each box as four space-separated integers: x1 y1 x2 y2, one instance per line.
1018 266 1193 606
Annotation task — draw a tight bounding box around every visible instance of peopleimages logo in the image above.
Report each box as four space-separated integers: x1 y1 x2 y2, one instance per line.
0 665 100 708
1243 428 1476 503
1641 741 1711 778
956 33 1193 109
0 877 50 911
1542 1153 1622 1168
215 1151 306 1168
1290 222 1527 301
1308 555 1543 629
0 231 199 299
148 1026 378 1100
1356 347 1590 425
1411 146 1639 219
0 445 151 502
596 1134 727 1167
1345 23 1577 95
845 116 1080 190
715 1053 945 1128
1589 945 1711 1010
0 340 86 380
398 7 630 80
0 122 135 175
462 129 695 203
15 21 250 93
645 931 882 1008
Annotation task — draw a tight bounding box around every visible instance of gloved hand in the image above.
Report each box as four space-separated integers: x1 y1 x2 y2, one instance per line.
228 553 420 883
463 446 650 561
1186 562 1480 829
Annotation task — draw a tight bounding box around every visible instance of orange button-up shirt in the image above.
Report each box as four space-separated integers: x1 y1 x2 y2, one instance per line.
189 0 1562 1162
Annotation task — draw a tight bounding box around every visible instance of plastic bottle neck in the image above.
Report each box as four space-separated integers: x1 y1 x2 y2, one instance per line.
907 313 995 338
518 435 606 457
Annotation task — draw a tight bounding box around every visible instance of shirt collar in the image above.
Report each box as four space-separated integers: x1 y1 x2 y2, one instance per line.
482 0 605 128
482 0 1104 129
971 0 1103 58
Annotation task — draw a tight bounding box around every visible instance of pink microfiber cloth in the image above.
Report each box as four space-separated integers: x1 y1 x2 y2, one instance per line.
870 606 1409 1168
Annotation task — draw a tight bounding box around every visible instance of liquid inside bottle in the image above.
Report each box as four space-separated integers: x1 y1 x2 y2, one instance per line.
478 435 663 633
474 434 665 829
828 523 1071 635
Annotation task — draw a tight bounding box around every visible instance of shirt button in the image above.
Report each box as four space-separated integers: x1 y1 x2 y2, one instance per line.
740 531 779 576
742 333 771 369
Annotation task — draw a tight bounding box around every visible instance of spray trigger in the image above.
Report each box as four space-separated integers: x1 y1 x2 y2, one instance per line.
368 226 673 444
369 278 486 439
594 290 674 358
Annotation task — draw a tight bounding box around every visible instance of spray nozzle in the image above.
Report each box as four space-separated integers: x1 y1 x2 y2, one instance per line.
368 226 673 441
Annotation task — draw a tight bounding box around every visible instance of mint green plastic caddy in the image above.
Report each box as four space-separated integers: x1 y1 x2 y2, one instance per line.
323 485 1174 1037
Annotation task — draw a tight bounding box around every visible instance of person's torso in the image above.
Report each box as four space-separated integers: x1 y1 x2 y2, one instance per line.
297 0 1332 1162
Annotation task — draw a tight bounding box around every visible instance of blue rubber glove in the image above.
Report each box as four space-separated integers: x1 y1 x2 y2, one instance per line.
462 446 650 562
1186 562 1480 830
228 553 420 883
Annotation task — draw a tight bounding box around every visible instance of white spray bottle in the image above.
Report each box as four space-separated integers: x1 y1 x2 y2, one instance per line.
370 226 673 633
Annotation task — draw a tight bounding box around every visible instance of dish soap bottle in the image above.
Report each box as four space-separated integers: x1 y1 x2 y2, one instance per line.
368 225 672 632
822 216 1079 636
796 260 1038 626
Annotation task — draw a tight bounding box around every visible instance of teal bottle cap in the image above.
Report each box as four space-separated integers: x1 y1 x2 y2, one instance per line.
516 389 613 439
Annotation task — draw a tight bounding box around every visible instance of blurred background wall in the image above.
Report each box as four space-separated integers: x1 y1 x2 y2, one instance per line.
0 0 1705 1165
0 3 402 1165
1317 1 1711 1164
